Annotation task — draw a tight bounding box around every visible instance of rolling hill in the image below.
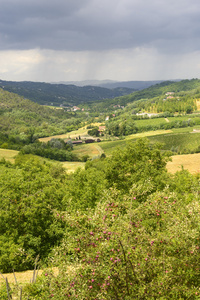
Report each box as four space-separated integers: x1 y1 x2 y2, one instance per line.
0 79 136 106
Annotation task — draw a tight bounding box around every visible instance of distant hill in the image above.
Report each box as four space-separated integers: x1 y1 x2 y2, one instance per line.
89 78 200 111
58 79 182 90
0 80 136 106
98 80 167 89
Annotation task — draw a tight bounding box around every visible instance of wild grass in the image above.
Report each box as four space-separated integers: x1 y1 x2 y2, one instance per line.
0 149 18 163
62 161 85 172
72 143 103 158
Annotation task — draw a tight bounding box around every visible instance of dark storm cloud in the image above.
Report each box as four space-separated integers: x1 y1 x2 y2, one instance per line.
0 0 200 53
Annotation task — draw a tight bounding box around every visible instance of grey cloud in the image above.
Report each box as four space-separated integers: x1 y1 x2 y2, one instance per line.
0 0 200 54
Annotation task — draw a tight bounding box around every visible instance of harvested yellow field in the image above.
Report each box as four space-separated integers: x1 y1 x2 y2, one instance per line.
39 127 89 142
167 153 200 174
62 161 85 172
0 149 18 163
0 269 44 285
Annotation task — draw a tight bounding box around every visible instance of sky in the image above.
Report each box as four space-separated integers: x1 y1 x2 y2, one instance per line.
1 0 200 82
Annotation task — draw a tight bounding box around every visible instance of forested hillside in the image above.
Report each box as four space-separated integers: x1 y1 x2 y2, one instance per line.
0 88 85 149
0 80 135 106
94 79 200 138
90 78 200 111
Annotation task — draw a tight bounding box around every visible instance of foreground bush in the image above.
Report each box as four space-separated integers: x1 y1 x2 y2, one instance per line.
24 187 200 299
0 156 67 272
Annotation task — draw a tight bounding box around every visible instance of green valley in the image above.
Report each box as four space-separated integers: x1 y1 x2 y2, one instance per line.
1 79 200 299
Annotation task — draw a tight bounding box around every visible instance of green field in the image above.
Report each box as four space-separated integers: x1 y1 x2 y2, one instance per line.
100 130 172 155
148 131 200 153
134 117 167 127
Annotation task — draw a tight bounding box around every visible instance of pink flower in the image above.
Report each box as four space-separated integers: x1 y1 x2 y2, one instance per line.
90 232 94 235
89 286 93 289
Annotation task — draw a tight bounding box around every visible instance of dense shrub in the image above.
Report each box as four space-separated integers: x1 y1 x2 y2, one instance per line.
21 140 78 161
24 187 200 299
0 156 67 272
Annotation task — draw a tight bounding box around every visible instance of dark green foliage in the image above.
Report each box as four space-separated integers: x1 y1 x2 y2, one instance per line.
88 126 99 136
0 156 67 272
20 139 78 161
0 80 135 106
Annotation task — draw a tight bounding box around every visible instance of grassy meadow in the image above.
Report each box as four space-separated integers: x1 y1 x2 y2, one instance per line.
0 149 18 163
